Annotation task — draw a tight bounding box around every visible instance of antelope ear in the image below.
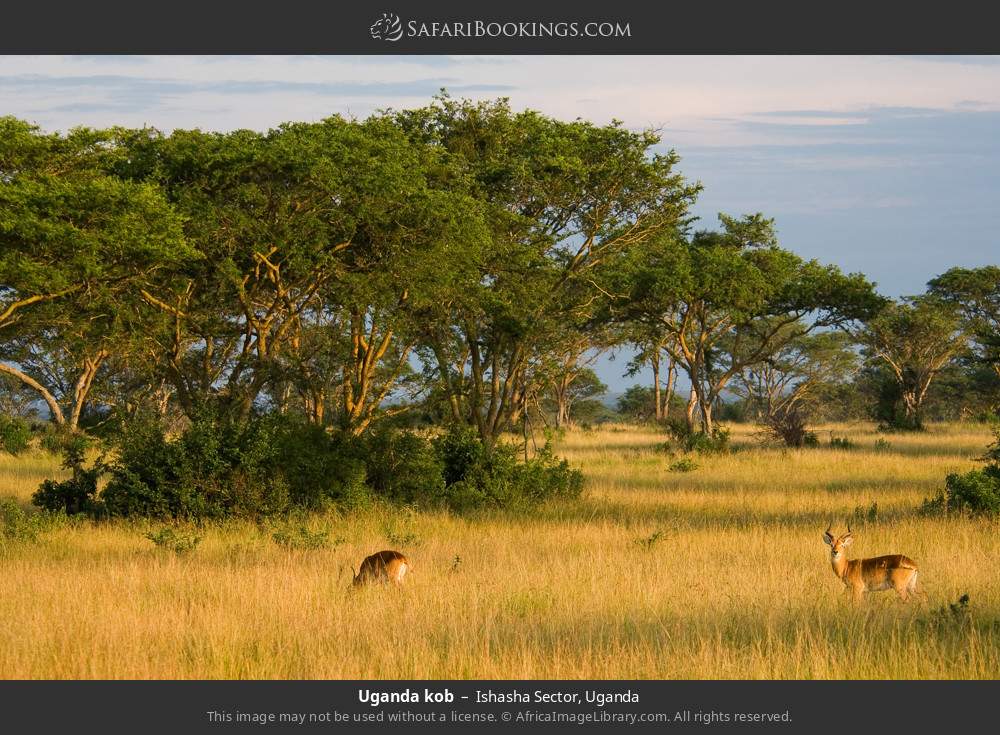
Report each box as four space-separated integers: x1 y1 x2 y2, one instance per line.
841 535 854 546
823 531 834 545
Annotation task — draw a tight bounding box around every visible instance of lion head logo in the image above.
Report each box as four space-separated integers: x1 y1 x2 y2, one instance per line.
370 12 403 42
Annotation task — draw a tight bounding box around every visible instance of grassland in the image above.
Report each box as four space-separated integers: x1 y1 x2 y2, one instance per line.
1 422 999 679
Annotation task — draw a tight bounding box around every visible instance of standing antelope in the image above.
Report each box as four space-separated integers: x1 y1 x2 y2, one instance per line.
351 550 410 588
823 524 921 603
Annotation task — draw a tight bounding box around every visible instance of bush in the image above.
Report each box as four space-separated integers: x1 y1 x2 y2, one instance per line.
145 527 202 555
56 409 583 519
364 428 446 505
852 501 879 524
433 426 584 512
271 525 342 551
0 497 47 544
759 406 813 448
32 435 102 516
0 415 31 455
922 427 1000 517
273 422 368 511
664 417 730 454
668 457 699 473
101 411 292 519
922 469 1000 517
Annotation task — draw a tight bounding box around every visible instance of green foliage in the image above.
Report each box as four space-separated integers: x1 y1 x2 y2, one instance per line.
0 414 31 455
923 469 1000 517
271 525 342 551
668 457 699 473
616 385 657 422
923 428 1000 516
100 412 290 519
273 423 369 511
37 424 79 455
144 527 202 555
433 426 583 512
664 417 730 454
32 436 101 515
364 428 446 505
73 411 582 519
860 296 967 431
0 497 48 545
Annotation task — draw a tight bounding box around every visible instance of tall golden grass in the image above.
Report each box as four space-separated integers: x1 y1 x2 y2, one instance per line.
1 421 998 679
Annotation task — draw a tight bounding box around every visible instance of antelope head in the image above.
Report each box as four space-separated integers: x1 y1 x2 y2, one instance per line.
823 522 854 560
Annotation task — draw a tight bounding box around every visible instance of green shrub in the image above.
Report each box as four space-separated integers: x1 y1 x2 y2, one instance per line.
274 423 368 511
432 427 583 512
271 525 342 551
0 415 31 455
922 469 1000 517
101 411 296 519
364 428 446 505
923 428 1000 517
0 497 47 544
668 457 699 473
37 424 80 455
32 436 102 516
145 527 202 555
62 410 582 518
435 426 484 486
663 417 730 454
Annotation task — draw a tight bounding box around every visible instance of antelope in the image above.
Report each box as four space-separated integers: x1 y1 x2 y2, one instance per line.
823 523 921 603
351 550 410 588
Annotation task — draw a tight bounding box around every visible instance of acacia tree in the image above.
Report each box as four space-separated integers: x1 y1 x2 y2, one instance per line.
609 214 882 435
0 117 188 427
857 295 967 430
399 96 700 449
118 115 486 427
731 328 858 446
929 266 1000 380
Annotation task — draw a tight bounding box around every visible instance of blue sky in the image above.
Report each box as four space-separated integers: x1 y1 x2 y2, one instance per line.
2 55 997 393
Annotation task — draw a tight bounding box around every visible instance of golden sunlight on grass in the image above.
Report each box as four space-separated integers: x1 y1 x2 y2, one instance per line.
1 422 998 679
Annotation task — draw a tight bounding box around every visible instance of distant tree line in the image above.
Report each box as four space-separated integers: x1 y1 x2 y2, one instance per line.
2 95 999 514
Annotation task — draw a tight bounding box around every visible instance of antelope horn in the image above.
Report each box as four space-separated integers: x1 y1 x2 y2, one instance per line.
846 521 852 535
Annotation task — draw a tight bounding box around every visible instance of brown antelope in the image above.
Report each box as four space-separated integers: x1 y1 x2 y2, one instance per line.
823 524 921 603
351 550 410 588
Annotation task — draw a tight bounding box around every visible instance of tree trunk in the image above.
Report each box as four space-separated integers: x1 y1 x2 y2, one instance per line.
0 362 66 425
685 385 698 432
663 360 677 419
69 350 108 430
553 375 570 428
651 351 662 422
700 398 714 436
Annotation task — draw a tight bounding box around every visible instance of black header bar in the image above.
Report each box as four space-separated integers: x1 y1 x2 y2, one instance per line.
2 1 1000 54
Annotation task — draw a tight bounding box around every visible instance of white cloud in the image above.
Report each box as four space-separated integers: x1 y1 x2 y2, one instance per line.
3 55 1000 145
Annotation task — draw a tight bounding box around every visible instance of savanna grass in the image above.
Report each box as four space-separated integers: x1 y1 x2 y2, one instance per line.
1 422 998 679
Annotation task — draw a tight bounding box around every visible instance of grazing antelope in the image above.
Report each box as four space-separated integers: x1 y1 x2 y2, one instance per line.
823 524 921 603
351 550 410 588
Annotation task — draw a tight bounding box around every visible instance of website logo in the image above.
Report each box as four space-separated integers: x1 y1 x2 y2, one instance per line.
370 12 404 42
